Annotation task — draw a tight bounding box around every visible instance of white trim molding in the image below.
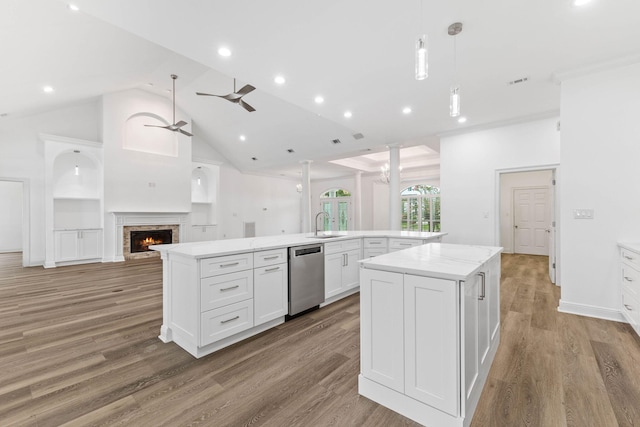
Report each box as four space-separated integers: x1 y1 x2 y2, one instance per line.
558 299 626 323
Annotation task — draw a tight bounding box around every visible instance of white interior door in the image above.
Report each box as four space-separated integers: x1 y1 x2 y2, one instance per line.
513 187 550 256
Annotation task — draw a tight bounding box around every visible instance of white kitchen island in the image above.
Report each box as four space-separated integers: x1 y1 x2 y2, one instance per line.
150 230 446 358
359 243 502 427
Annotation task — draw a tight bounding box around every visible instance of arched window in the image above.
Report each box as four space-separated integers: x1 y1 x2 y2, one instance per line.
320 188 351 231
400 185 441 232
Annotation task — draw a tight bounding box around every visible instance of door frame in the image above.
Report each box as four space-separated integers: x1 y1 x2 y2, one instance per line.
0 177 31 267
319 197 353 232
495 164 560 286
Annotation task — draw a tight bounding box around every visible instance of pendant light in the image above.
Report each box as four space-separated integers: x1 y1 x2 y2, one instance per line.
415 1 428 80
448 22 463 117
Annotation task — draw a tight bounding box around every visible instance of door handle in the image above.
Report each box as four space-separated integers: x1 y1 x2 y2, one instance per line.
478 272 486 300
514 225 518 229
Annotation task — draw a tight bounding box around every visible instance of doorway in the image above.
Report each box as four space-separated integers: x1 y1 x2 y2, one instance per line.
319 188 352 232
498 167 558 284
0 178 29 267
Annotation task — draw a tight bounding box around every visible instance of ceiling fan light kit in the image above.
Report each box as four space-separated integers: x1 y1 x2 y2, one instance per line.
196 78 257 112
144 74 193 137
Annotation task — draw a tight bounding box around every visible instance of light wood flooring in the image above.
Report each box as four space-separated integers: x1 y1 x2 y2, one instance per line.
0 252 639 426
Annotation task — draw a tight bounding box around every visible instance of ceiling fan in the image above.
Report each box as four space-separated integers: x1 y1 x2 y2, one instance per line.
145 74 193 137
196 78 256 112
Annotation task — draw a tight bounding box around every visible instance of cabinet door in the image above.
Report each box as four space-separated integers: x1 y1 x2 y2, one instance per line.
324 252 344 299
55 231 79 261
78 230 101 259
254 263 287 326
478 271 491 369
342 249 361 289
463 275 480 408
360 268 404 392
404 274 459 416
488 257 501 343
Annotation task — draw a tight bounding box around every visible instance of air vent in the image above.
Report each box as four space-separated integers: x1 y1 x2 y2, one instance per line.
508 77 529 85
352 133 364 140
287 148 295 153
251 157 258 161
0 113 8 117
361 148 372 152
332 139 341 144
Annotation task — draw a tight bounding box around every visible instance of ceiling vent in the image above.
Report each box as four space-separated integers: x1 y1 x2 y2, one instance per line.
251 157 258 161
352 133 364 140
508 77 529 85
287 148 295 153
332 138 341 144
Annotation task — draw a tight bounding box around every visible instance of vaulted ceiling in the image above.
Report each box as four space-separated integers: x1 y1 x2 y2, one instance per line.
2 0 640 179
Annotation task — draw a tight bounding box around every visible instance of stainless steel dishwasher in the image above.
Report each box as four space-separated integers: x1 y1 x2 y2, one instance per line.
288 244 325 316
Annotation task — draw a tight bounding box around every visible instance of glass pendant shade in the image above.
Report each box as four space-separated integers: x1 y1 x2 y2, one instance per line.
450 85 461 117
74 165 79 176
415 35 428 80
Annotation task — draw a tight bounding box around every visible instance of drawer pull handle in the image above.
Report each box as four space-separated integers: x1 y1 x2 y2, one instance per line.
624 276 634 282
265 267 280 272
399 243 411 246
624 255 635 260
624 304 633 311
369 242 381 245
220 262 240 268
220 285 240 292
220 315 240 324
264 255 279 260
478 272 486 301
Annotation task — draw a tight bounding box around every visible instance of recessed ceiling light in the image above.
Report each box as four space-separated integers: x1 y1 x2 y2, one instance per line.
218 47 232 57
274 75 286 85
344 111 352 118
239 135 246 141
402 107 412 114
43 86 54 93
572 0 591 5
458 117 467 123
68 3 79 11
314 95 324 104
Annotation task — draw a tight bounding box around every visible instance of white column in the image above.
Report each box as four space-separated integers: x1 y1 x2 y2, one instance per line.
301 160 312 233
354 171 362 230
389 145 401 230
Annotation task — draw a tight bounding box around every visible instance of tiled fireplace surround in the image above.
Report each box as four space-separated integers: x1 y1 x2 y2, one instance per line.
112 212 188 261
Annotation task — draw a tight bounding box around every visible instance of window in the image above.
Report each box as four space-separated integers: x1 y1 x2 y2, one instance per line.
400 185 441 232
320 188 351 231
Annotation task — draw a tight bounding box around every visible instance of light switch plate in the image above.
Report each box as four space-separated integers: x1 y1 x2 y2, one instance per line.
573 209 594 219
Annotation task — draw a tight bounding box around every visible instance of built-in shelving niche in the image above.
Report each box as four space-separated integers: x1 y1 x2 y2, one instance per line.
190 162 220 242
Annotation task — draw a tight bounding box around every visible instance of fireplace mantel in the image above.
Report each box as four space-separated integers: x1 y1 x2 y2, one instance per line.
111 212 188 262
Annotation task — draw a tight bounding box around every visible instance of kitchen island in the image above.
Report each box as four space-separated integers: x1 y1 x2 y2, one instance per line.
151 230 446 358
359 243 502 427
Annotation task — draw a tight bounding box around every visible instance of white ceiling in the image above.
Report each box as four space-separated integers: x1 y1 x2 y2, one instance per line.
3 0 640 180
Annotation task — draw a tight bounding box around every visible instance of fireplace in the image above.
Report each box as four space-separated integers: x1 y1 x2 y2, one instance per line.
130 229 172 253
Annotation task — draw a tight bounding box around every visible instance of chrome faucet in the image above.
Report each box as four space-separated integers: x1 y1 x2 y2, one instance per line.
315 211 329 236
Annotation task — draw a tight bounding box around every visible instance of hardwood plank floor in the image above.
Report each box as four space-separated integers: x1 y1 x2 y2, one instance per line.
1 252 639 426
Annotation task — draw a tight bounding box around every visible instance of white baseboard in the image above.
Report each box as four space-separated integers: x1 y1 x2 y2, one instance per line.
558 299 626 323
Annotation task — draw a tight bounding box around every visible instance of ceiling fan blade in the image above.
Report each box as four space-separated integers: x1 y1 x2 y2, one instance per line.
196 92 216 96
178 128 193 137
239 99 256 112
144 124 169 129
174 120 188 128
236 84 256 96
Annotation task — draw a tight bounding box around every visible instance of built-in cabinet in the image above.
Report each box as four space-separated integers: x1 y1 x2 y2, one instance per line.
324 238 361 299
190 161 219 242
620 243 640 336
253 248 288 326
363 237 388 258
54 229 102 262
359 245 501 427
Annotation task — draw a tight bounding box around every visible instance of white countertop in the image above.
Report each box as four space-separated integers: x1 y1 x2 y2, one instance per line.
150 230 447 259
360 243 503 280
619 242 640 253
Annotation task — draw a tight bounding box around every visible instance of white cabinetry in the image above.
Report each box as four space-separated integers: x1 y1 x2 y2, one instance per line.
363 237 388 258
388 238 424 253
253 248 288 326
324 238 361 299
620 244 640 336
359 246 501 427
54 229 102 262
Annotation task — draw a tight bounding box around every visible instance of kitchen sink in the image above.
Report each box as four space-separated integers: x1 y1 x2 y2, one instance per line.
307 234 342 239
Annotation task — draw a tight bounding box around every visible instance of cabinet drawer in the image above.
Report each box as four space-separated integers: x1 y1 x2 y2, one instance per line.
388 238 423 250
254 248 287 268
325 238 362 255
622 287 640 331
200 252 253 278
622 264 640 297
200 300 254 346
364 248 387 258
201 270 253 312
364 238 387 249
622 248 640 271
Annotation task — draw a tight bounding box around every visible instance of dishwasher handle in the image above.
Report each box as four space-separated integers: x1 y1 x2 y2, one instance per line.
291 245 323 258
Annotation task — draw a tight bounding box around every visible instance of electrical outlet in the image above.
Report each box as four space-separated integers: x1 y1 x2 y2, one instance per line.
573 209 594 219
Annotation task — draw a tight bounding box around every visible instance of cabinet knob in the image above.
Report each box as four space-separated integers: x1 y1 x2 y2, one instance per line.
624 304 634 311
624 276 634 282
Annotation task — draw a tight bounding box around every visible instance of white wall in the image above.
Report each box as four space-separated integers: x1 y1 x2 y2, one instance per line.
558 62 640 320
217 165 302 239
499 170 554 253
440 117 560 246
0 100 100 265
0 181 23 252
